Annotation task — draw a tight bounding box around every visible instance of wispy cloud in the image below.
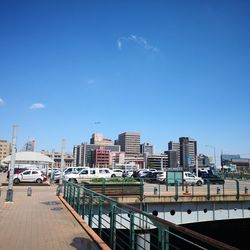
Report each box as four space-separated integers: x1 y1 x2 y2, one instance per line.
117 34 158 52
0 98 5 106
29 103 45 110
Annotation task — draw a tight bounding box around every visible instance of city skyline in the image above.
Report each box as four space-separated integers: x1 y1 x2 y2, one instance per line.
0 1 250 158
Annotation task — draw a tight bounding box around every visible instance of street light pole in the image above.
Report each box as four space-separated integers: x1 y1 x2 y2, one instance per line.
56 139 65 196
50 149 55 184
59 139 65 186
6 125 17 202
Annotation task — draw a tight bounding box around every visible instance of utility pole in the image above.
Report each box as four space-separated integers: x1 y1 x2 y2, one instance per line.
6 125 17 202
59 139 65 186
50 149 55 184
56 139 65 196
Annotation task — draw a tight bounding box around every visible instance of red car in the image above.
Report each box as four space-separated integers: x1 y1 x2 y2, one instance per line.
7 168 28 179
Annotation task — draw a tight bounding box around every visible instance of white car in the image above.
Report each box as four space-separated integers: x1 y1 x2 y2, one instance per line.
53 167 86 182
157 171 204 186
13 169 46 184
183 172 204 186
112 169 123 177
65 168 115 183
157 172 166 183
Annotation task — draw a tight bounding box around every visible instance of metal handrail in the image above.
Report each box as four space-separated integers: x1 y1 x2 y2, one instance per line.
63 180 238 250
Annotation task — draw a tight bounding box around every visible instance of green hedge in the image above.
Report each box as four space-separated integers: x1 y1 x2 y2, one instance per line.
90 177 138 183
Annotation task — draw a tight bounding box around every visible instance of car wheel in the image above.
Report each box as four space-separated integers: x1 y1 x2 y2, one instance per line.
111 174 116 178
36 178 42 184
14 178 20 184
196 180 202 186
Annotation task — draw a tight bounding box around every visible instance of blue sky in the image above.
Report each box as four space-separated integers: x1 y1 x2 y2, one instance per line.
0 0 250 160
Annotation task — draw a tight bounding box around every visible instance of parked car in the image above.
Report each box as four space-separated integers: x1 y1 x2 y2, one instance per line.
132 170 149 179
53 167 86 182
47 167 60 177
7 168 28 179
122 170 135 178
13 169 47 184
112 169 123 177
64 168 115 183
145 171 163 183
183 172 204 186
157 172 166 183
200 173 225 185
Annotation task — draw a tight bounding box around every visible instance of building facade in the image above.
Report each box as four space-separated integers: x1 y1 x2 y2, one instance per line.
0 140 11 162
22 139 35 152
90 133 113 146
41 150 74 168
168 141 180 164
140 143 154 155
92 149 111 167
179 137 197 170
73 143 120 167
146 154 168 170
164 150 178 169
117 132 140 156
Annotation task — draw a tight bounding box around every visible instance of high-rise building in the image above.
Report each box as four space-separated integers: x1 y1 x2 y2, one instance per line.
179 137 197 170
146 154 168 170
164 150 178 168
140 143 154 155
0 140 11 161
90 133 113 146
22 139 35 152
117 132 140 156
73 143 120 167
92 149 111 167
198 154 210 167
168 141 180 164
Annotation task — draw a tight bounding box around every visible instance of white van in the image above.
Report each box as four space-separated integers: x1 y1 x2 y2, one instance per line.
183 171 204 186
64 168 115 183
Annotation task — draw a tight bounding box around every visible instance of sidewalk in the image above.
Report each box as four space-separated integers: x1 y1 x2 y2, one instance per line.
0 182 100 250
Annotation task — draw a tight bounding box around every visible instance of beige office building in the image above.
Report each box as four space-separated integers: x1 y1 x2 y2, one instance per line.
0 140 11 162
117 132 140 156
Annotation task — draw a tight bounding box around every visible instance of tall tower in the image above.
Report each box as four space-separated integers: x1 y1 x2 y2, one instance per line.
118 132 140 156
168 141 180 164
179 137 197 170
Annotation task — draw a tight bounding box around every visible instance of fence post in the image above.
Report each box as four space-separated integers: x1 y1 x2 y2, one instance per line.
88 192 94 227
81 188 86 220
207 180 211 200
69 181 74 205
165 178 168 191
102 178 105 195
129 211 135 250
110 203 117 249
163 229 170 250
63 180 66 199
98 196 103 237
139 179 144 202
77 186 81 214
174 180 178 201
72 184 76 208
235 180 240 200
67 181 70 203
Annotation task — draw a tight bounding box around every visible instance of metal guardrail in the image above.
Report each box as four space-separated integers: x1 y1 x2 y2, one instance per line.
63 180 238 250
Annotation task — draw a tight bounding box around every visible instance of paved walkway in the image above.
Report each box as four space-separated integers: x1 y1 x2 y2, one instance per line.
0 182 100 250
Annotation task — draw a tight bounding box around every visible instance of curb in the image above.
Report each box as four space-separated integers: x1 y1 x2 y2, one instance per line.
58 196 111 250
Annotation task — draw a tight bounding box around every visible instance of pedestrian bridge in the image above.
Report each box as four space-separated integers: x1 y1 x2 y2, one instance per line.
61 180 248 249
